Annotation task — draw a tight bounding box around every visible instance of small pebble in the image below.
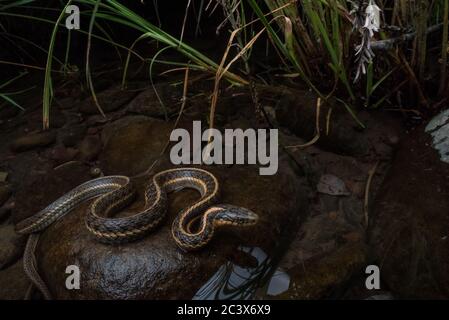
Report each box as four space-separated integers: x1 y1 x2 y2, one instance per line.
79 135 102 161
47 146 79 164
386 134 400 146
90 167 103 177
10 131 56 152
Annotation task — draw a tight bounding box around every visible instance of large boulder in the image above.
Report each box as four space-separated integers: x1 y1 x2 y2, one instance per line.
28 116 308 299
99 116 173 176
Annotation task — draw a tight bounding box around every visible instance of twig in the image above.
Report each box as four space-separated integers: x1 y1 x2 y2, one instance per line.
0 60 67 73
439 0 448 97
364 161 379 229
180 0 193 45
134 66 191 178
325 107 333 136
371 23 443 50
285 98 321 149
86 0 106 118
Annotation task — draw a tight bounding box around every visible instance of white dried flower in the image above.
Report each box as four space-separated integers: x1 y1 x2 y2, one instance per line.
364 0 381 37
352 0 382 82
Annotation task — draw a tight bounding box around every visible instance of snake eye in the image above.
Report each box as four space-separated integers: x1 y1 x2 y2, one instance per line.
214 204 259 226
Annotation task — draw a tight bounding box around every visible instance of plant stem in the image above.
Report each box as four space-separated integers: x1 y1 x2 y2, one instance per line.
439 0 448 96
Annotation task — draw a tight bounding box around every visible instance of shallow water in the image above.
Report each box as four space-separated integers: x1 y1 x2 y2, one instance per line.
193 246 280 300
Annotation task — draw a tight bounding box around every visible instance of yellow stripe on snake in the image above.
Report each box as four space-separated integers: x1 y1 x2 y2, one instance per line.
15 167 259 300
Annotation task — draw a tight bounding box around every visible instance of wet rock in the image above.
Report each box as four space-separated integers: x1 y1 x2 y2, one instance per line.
79 86 138 114
60 125 87 147
0 223 26 270
369 111 449 299
0 184 11 207
12 161 92 224
86 115 111 126
279 202 366 262
346 180 365 198
99 116 173 176
273 86 401 157
78 135 102 161
89 167 103 178
29 115 307 299
273 243 366 299
126 83 183 118
0 259 30 299
36 159 305 299
87 127 100 135
46 145 79 165
272 131 381 299
10 131 56 152
317 174 351 196
275 89 367 155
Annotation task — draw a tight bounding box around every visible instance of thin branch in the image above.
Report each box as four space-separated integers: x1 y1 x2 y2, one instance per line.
371 23 443 50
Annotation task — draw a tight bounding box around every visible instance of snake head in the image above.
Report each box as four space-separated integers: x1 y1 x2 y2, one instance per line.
211 204 259 227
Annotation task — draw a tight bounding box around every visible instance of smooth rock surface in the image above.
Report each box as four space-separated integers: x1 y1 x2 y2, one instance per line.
10 131 56 152
78 135 102 161
30 116 307 299
99 116 173 176
45 145 79 165
126 83 184 118
36 159 305 299
60 125 87 147
79 86 138 114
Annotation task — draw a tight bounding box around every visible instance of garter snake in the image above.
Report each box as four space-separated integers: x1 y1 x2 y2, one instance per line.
15 167 259 299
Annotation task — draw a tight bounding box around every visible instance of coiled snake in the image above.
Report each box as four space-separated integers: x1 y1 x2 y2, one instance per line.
15 167 258 299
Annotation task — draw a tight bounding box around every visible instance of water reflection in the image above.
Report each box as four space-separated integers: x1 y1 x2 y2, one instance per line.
193 246 278 300
266 268 290 296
